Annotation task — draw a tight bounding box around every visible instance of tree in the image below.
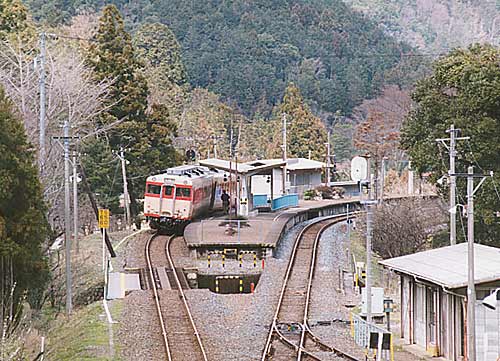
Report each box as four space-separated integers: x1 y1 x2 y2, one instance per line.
401 44 500 245
363 198 446 259
176 88 239 160
0 0 31 39
273 83 328 161
87 4 148 133
85 6 179 217
0 86 48 335
133 22 187 88
133 22 188 136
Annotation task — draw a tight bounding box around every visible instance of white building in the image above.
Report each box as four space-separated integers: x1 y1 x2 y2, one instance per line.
380 243 500 361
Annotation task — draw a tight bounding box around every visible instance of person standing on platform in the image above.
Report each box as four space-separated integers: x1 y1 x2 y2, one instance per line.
221 190 230 214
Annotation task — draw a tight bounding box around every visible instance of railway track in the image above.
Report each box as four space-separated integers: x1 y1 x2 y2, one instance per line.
261 215 361 361
145 232 209 361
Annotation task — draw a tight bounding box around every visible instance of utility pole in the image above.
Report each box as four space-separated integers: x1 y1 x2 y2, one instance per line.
467 166 476 361
72 151 79 253
436 125 469 245
365 173 374 324
325 130 331 186
379 157 386 203
449 166 491 361
118 148 131 229
213 135 218 159
408 161 414 195
358 155 375 325
38 32 47 173
282 113 287 195
63 120 72 315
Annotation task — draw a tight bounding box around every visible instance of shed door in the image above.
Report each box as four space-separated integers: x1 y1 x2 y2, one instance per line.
414 284 426 346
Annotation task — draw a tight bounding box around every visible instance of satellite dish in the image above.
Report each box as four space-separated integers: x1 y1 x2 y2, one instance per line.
351 156 368 181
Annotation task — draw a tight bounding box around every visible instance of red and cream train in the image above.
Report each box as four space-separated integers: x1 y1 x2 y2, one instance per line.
144 165 224 232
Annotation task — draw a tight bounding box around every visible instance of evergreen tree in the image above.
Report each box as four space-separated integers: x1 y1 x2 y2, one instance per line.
87 4 148 135
401 44 500 245
0 86 48 320
84 5 179 217
274 83 328 161
133 22 188 131
0 0 30 38
133 22 187 88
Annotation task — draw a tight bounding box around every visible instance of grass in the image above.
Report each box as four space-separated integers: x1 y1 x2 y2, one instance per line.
350 228 384 288
45 300 123 361
35 230 132 361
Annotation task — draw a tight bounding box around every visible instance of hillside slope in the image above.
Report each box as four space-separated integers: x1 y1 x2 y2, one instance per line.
25 0 417 119
345 0 500 51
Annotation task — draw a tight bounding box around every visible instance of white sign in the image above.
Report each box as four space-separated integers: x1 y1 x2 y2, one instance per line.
351 156 368 181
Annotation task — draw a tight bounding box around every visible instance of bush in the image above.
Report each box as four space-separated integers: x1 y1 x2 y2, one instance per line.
303 189 317 200
316 185 334 199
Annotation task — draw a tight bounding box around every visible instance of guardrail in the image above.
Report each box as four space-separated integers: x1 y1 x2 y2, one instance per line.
350 313 394 361
271 194 299 210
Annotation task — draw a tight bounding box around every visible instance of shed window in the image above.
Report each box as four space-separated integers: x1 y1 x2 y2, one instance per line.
147 184 161 195
176 187 191 198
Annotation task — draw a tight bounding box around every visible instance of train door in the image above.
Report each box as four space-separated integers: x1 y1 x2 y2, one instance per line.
162 184 175 217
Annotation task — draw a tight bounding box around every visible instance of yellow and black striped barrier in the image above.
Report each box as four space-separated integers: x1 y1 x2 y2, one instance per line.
238 251 257 268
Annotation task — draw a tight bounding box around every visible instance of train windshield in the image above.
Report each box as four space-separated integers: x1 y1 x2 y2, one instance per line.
175 187 191 198
164 186 173 196
147 184 161 195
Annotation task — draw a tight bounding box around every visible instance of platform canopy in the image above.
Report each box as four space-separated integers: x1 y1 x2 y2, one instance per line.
380 243 500 289
199 158 286 176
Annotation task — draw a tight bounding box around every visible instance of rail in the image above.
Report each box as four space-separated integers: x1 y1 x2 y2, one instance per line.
165 236 209 361
261 213 362 361
145 232 172 360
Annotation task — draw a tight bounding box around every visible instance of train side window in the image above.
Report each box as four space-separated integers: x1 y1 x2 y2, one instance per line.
176 187 191 198
164 186 173 196
147 184 161 195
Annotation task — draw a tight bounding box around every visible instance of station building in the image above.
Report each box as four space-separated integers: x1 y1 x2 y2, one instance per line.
380 243 500 361
199 157 326 213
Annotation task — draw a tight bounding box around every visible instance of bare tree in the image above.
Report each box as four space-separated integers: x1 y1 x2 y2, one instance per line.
0 31 113 232
357 198 447 259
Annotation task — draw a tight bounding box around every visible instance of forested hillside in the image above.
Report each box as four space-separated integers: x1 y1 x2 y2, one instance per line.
25 0 419 119
345 0 500 51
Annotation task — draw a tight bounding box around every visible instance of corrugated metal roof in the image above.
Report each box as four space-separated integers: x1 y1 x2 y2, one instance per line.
199 158 325 173
379 243 500 289
286 158 326 170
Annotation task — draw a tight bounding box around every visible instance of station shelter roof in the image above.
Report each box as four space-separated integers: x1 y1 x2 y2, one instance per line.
199 158 285 176
199 158 325 176
380 243 500 289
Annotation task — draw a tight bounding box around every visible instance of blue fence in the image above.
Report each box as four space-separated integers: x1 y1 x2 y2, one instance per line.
271 194 299 210
253 194 269 208
253 194 299 211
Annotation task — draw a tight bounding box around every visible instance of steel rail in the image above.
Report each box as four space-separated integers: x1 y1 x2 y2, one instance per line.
165 236 209 361
301 216 361 361
298 220 334 361
261 212 362 361
145 232 172 361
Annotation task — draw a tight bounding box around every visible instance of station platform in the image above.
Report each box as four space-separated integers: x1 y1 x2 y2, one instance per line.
184 197 360 258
